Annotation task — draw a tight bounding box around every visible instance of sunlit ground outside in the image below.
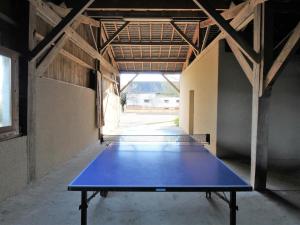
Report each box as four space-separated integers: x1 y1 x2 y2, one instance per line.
106 73 183 135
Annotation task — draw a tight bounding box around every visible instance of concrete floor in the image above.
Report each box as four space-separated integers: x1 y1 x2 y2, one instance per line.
1 142 300 225
104 111 183 135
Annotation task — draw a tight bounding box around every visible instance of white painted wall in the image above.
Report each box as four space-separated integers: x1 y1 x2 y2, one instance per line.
180 43 220 154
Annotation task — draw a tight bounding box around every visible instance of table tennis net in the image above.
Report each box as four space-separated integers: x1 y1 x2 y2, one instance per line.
102 134 210 144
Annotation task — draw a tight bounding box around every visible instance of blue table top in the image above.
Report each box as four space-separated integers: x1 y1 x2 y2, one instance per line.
68 143 252 192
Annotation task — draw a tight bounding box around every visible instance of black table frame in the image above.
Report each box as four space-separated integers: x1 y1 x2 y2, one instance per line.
73 187 244 225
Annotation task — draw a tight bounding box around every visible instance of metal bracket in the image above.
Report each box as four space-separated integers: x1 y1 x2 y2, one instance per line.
79 191 99 210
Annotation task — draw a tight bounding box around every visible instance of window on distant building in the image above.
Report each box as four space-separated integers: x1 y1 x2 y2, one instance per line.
0 47 19 140
144 99 150 103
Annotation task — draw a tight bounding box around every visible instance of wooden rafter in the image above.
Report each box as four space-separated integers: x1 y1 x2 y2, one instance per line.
264 21 300 89
29 0 95 61
170 21 199 54
193 0 260 64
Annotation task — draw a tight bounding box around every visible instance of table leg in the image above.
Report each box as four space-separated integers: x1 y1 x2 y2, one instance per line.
229 191 236 225
81 191 88 225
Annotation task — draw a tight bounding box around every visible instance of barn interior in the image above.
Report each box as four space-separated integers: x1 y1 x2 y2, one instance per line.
0 0 299 225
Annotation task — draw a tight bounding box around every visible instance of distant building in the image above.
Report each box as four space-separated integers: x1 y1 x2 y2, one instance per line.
124 81 180 110
126 93 179 109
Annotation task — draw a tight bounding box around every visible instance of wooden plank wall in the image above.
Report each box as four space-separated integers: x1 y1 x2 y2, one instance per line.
36 15 105 88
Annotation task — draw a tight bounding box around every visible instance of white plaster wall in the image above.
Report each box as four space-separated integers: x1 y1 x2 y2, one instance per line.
35 78 98 178
0 136 27 202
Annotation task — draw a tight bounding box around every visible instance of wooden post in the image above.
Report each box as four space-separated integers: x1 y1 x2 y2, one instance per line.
188 90 195 135
27 3 37 182
96 21 104 142
250 2 273 190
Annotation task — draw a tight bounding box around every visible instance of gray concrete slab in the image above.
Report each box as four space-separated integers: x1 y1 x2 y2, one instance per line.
0 143 300 225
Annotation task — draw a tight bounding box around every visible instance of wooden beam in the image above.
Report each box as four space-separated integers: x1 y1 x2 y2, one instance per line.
226 37 253 85
120 74 139 93
193 0 260 64
116 58 185 63
111 41 188 46
27 2 37 182
187 0 260 69
265 21 300 89
29 0 95 61
30 0 118 74
162 74 180 93
201 25 211 52
200 2 246 28
184 23 200 69
100 22 130 52
251 2 273 191
170 21 199 54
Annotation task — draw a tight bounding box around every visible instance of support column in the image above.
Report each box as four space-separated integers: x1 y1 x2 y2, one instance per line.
251 2 273 190
27 2 37 182
96 21 104 142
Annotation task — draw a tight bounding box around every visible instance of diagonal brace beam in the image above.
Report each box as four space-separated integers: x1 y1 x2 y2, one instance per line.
120 74 139 93
100 22 130 52
264 21 300 89
226 37 253 85
170 21 199 54
193 0 260 64
162 74 180 93
29 0 95 62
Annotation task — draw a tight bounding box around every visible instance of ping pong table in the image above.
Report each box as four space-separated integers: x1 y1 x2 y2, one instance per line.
68 142 252 225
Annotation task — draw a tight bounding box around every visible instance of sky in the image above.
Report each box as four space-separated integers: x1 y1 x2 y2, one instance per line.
120 73 181 88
